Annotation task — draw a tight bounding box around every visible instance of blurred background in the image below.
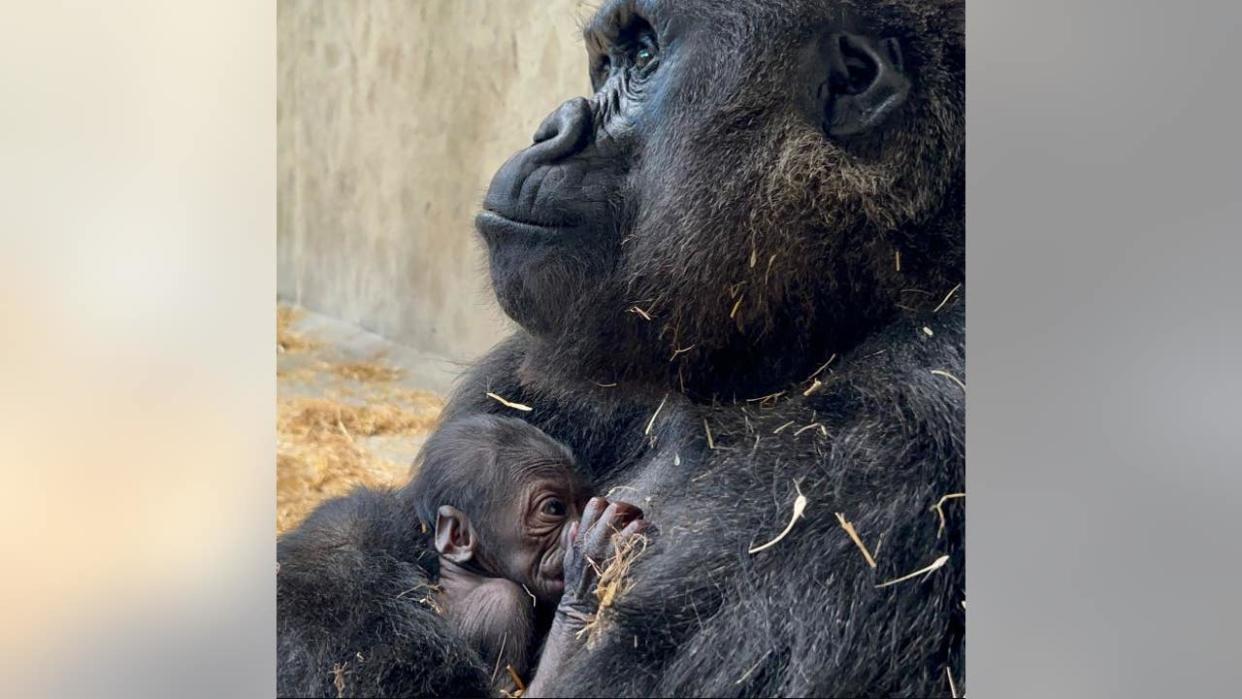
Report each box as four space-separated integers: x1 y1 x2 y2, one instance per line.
276 1 592 533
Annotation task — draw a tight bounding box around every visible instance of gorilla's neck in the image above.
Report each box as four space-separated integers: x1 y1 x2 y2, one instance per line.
523 190 963 400
522 276 889 400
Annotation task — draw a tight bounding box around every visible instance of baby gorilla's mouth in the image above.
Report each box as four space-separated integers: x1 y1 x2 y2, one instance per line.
541 555 564 584
535 548 566 600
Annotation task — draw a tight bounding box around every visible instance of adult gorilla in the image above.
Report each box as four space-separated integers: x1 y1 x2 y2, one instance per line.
278 0 964 696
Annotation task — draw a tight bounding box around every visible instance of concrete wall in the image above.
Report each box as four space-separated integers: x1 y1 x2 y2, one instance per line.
277 0 590 362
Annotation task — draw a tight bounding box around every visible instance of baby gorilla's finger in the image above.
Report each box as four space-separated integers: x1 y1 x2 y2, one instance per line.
576 497 608 542
615 518 649 542
607 500 645 528
562 520 596 601
582 501 622 561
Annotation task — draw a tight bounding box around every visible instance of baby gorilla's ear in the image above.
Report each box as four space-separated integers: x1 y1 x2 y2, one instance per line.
434 505 478 564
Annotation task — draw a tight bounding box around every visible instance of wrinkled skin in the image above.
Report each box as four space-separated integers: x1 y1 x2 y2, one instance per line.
423 417 593 689
442 459 590 607
430 447 644 693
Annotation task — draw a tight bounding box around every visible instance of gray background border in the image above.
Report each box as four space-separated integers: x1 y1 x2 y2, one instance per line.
969 0 1242 695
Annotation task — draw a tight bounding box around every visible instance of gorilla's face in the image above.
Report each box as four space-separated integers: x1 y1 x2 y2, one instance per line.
476 0 963 389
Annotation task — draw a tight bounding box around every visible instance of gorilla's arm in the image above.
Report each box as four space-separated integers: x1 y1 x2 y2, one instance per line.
277 488 491 698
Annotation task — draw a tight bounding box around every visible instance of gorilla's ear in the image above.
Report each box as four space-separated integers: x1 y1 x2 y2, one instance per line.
822 33 911 138
434 505 477 563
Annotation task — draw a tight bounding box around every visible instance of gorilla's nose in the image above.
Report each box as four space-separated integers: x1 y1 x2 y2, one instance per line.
529 97 592 164
479 96 602 232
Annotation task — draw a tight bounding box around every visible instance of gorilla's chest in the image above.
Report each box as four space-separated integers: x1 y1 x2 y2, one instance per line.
597 396 828 543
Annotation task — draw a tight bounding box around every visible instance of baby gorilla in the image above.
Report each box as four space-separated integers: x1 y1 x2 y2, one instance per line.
411 415 646 694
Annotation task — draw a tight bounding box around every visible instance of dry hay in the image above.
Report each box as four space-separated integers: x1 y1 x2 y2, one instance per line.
276 304 446 533
277 396 444 534
279 361 417 393
577 532 650 647
277 305 319 353
328 359 404 383
279 397 440 438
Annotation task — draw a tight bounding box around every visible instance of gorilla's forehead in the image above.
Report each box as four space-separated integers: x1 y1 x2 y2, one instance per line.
583 0 867 42
581 0 874 114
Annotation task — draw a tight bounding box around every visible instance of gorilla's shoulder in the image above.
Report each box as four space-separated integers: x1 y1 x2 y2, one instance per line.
807 301 965 426
277 488 489 698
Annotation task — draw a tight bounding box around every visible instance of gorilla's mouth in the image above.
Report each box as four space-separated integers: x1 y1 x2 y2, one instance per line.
476 209 601 337
474 210 572 242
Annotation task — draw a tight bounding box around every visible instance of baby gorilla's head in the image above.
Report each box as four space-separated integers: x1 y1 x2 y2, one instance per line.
407 414 590 605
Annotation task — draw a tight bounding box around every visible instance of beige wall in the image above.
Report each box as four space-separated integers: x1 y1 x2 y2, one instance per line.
278 0 590 362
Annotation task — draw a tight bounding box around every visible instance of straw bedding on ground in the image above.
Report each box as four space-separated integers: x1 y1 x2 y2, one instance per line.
276 304 444 533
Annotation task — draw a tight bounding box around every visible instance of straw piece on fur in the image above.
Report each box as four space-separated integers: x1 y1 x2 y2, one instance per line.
835 512 877 568
930 493 966 538
748 482 807 554
805 354 837 382
933 283 962 313
645 393 669 435
930 369 965 392
486 392 533 412
875 555 950 588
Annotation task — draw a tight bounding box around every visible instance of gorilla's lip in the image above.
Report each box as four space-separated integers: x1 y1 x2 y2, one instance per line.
475 210 573 241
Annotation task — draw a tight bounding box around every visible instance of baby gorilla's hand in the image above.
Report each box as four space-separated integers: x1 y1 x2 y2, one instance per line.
558 496 648 624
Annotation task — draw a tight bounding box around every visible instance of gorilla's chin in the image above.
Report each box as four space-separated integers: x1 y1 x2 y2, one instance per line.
495 284 569 339
477 211 598 338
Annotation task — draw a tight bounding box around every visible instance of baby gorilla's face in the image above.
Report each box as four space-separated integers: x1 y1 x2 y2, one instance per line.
483 462 589 606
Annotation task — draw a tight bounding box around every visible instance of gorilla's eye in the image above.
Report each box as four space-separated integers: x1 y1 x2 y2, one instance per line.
541 498 567 517
632 34 659 73
635 46 654 69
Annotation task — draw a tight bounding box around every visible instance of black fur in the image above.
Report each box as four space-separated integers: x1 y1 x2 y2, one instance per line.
276 489 490 697
442 302 964 697
278 0 964 695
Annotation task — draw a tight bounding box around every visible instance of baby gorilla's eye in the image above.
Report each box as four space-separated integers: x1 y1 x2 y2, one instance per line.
541 498 567 517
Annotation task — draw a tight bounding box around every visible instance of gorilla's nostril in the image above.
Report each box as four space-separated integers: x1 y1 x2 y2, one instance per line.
533 113 560 144
528 97 593 162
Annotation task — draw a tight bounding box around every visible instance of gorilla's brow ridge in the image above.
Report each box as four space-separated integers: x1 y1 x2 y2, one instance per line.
583 0 656 49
